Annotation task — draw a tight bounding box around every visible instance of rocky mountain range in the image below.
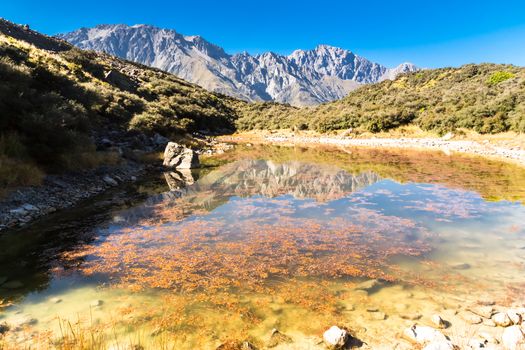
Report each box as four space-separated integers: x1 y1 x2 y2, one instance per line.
59 24 418 106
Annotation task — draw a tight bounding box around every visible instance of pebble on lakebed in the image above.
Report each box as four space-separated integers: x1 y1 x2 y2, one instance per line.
90 299 104 307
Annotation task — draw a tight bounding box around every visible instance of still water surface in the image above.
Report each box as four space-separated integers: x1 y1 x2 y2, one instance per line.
1 145 525 349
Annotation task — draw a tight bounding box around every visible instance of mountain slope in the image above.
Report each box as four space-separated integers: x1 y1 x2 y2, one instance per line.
0 18 290 190
59 24 417 106
235 63 525 134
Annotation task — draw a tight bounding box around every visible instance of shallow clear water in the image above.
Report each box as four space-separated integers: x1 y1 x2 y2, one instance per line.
1 145 525 349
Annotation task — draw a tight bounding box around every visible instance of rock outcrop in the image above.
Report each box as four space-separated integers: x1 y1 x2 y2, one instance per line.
163 142 200 169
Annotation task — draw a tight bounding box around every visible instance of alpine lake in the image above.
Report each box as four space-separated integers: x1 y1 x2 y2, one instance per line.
1 144 525 349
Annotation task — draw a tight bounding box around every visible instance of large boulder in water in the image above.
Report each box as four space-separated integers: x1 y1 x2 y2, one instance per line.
163 142 200 169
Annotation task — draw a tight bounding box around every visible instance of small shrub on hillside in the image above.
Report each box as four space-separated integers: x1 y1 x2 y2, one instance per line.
0 156 44 193
487 71 515 86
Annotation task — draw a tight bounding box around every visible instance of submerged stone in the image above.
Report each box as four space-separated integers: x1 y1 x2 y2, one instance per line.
90 299 104 307
369 311 387 320
452 263 471 270
10 314 37 330
267 328 292 348
355 279 380 291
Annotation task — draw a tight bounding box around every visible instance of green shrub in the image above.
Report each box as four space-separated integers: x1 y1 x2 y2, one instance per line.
0 155 44 194
487 71 515 86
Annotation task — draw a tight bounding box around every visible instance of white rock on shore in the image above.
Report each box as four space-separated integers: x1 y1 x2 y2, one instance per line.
423 340 456 350
460 311 483 324
163 142 200 169
493 312 512 327
431 314 447 329
507 310 523 325
102 175 118 186
502 325 525 350
403 325 448 344
323 326 348 349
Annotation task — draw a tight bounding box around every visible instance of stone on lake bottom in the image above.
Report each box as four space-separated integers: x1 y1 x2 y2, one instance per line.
90 299 103 307
355 279 380 291
267 328 292 348
369 311 386 320
10 314 37 330
452 263 471 270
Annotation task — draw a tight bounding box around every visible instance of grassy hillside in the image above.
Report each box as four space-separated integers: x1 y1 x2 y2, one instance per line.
0 19 285 191
236 64 525 135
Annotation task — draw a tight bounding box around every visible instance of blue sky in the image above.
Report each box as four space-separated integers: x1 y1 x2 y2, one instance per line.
2 0 525 68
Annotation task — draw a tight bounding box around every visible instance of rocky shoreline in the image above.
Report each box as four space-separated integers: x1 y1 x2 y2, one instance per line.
0 161 147 233
1 283 524 349
230 134 525 168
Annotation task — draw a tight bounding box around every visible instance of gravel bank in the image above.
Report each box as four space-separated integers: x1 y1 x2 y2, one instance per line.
0 162 147 233
256 135 525 168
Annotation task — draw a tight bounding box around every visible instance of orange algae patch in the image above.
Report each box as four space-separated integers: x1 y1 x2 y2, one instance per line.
63 198 434 295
